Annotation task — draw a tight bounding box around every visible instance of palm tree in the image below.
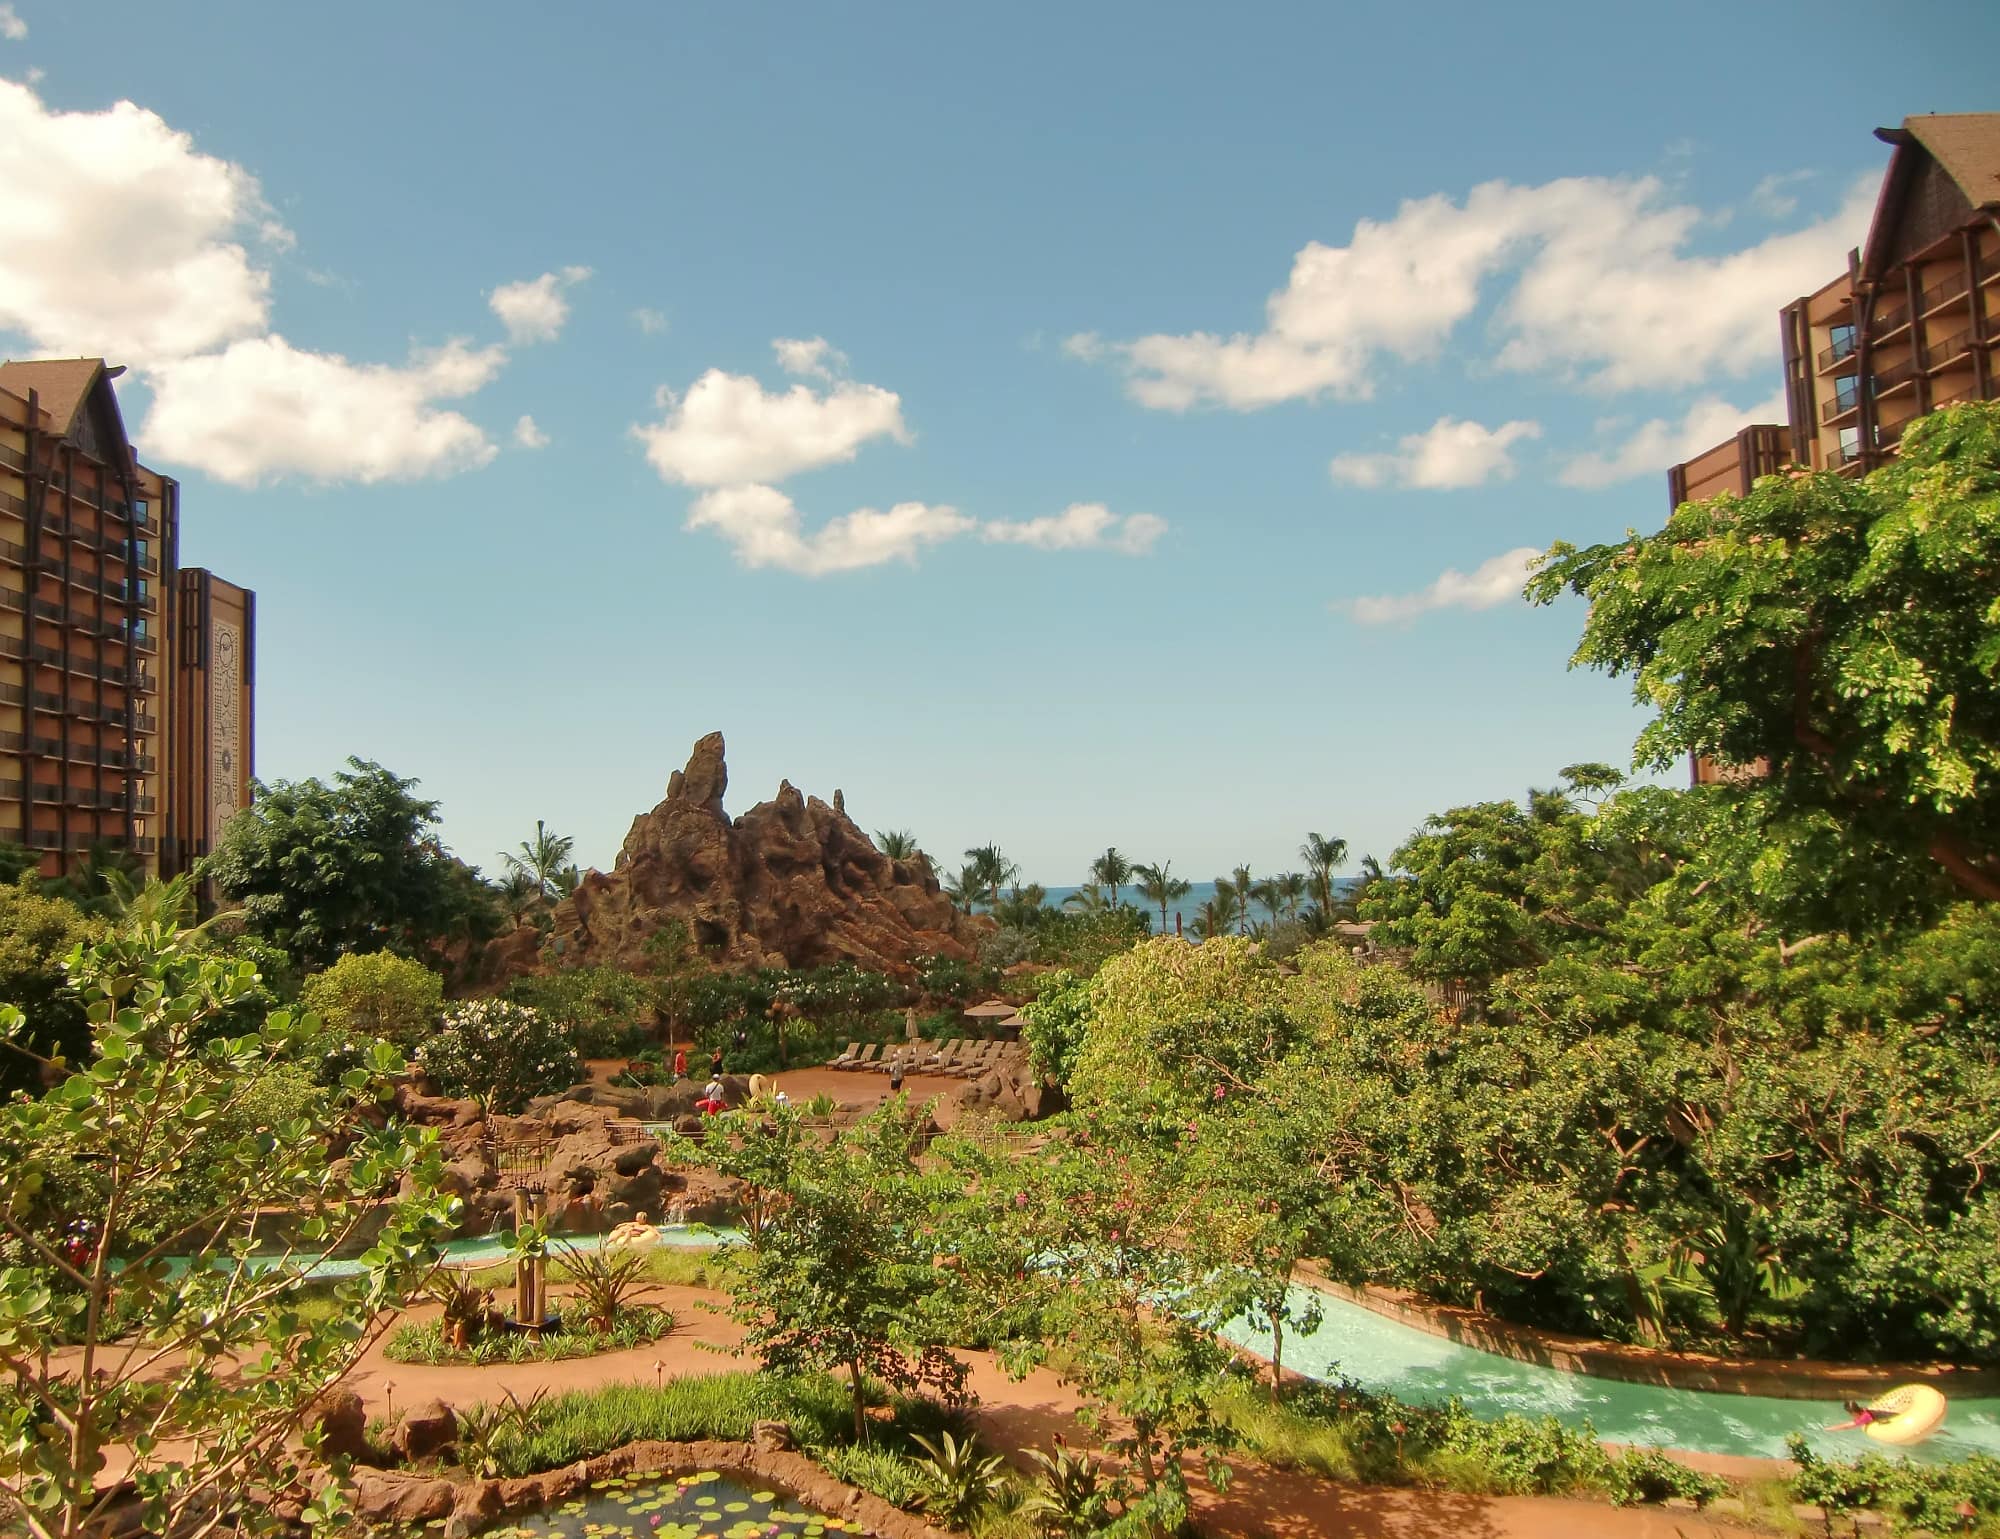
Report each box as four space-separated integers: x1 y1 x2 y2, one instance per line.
1088 847 1133 908
1300 832 1348 917
501 819 576 900
1231 864 1253 935
876 829 921 862
993 883 1050 929
1062 882 1110 913
497 867 542 924
1276 871 1309 922
964 843 1019 908
1131 861 1191 934
1191 888 1240 940
943 863 984 913
1341 853 1385 919
1250 878 1287 933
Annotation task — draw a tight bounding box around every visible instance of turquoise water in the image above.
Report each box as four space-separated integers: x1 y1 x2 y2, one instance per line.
1219 1283 2000 1463
480 1467 840 1539
162 1225 743 1283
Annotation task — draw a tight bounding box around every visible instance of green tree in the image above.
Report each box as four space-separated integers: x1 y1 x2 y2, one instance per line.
1231 863 1253 935
682 1103 969 1443
201 759 494 971
874 829 925 866
1130 861 1191 935
500 819 576 902
1087 848 1132 909
943 864 984 914
1061 881 1109 913
504 965 656 1058
991 883 1051 930
1299 831 1348 917
298 951 444 1050
1529 400 2000 913
963 844 1019 908
0 920 453 1539
0 879 98 1099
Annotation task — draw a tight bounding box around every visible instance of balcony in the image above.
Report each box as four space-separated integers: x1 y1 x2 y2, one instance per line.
1872 356 1919 397
25 734 156 773
1817 332 1859 370
1926 328 1974 369
1873 303 1911 339
0 443 25 474
1827 443 1864 471
28 642 148 690
1822 388 1861 424
21 830 156 855
1919 269 1970 316
25 688 156 734
29 784 157 815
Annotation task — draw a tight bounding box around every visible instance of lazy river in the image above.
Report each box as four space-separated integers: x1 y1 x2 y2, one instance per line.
1219 1282 2000 1464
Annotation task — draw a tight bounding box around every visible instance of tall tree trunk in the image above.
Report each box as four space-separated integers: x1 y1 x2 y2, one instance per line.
849 1354 868 1446
1270 1312 1285 1405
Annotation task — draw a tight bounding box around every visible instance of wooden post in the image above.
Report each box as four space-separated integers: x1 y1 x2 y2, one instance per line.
513 1190 531 1331
529 1191 547 1339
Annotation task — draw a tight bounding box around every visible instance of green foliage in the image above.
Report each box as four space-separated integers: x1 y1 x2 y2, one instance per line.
416 998 582 1110
0 878 97 1099
383 1306 672 1365
505 965 657 1058
1786 1435 2000 1531
500 818 576 901
1529 400 2000 919
298 949 443 1050
1019 971 1091 1088
674 1102 970 1444
909 1431 1008 1525
548 1237 660 1331
457 1373 855 1478
0 920 453 1539
1602 1447 1727 1509
200 757 504 972
1017 1444 1113 1537
913 952 999 1006
1129 862 1191 937
815 1445 933 1509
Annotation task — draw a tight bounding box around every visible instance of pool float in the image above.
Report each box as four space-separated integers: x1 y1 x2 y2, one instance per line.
606 1212 661 1253
1863 1384 1948 1446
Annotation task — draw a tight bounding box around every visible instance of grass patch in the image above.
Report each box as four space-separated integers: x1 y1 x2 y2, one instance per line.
454 1242 737 1295
383 1306 673 1365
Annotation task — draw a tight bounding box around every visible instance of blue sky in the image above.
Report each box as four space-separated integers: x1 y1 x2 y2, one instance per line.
2 2 1995 887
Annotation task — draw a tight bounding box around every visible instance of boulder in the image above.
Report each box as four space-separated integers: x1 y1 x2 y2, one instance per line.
752 1420 795 1452
394 1399 458 1462
351 1469 457 1524
309 1389 370 1463
490 733 990 982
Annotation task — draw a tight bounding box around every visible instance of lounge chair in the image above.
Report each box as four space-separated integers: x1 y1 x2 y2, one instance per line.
838 1043 881 1072
953 1042 1002 1078
824 1041 863 1069
920 1039 965 1072
874 1042 927 1073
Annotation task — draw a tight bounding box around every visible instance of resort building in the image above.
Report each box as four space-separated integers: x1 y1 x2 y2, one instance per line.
1672 113 2000 787
0 357 255 878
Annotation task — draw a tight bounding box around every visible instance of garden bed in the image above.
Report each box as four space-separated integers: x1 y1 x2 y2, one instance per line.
383 1307 675 1366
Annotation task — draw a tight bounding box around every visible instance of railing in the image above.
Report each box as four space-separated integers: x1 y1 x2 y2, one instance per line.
1927 328 1974 367
28 643 140 688
0 443 25 473
1818 332 1859 368
1827 443 1863 470
1933 385 1980 410
1920 269 1970 314
29 785 156 814
1979 250 2000 285
1872 356 1918 393
25 689 155 735
1822 389 1861 423
21 830 155 855
1873 303 1910 337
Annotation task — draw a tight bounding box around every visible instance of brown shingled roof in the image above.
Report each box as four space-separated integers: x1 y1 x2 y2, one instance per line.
1900 113 2000 210
0 357 109 437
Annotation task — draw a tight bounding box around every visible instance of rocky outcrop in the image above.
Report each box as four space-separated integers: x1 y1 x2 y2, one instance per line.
957 1050 1063 1122
508 733 986 979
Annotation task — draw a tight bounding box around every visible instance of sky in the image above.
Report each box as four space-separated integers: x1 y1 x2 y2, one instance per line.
1 1 1995 887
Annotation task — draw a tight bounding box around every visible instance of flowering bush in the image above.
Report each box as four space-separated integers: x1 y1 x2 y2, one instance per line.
417 998 581 1110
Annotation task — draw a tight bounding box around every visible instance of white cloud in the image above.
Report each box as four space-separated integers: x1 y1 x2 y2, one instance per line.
1340 547 1542 626
773 336 847 380
487 265 591 344
1558 388 1787 489
1750 170 1813 219
513 414 549 449
982 502 1166 554
0 5 26 40
0 78 276 365
632 307 668 335
1330 416 1541 490
142 336 504 488
1077 173 1870 410
687 484 974 576
633 366 909 486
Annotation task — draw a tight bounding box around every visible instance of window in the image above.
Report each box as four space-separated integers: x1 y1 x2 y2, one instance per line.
1828 323 1858 363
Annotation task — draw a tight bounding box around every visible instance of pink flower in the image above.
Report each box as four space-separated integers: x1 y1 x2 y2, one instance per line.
1213 1085 1226 1100
1014 1191 1029 1208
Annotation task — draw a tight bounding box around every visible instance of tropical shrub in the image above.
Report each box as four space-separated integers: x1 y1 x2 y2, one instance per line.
416 998 581 1110
1019 970 1091 1088
299 949 443 1049
505 965 656 1057
0 876 97 1098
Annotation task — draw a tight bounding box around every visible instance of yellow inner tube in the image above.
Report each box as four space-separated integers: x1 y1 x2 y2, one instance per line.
1863 1384 1948 1446
604 1223 660 1252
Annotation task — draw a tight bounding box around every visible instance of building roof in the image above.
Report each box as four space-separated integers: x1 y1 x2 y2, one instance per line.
1895 113 2000 210
1862 114 2000 281
0 357 112 437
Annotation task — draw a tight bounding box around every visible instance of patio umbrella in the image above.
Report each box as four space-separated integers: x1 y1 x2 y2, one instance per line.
964 999 1015 1023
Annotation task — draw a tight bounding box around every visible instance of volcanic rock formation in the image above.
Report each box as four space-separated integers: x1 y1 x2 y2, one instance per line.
531 732 984 977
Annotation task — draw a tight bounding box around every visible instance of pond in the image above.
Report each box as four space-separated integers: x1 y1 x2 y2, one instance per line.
479 1468 859 1539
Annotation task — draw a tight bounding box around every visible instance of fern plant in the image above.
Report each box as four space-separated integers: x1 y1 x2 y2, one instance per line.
1017 1443 1113 1537
550 1238 659 1332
